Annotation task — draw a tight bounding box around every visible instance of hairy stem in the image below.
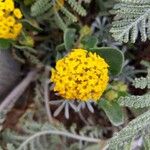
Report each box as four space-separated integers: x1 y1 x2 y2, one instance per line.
17 130 101 150
43 67 53 123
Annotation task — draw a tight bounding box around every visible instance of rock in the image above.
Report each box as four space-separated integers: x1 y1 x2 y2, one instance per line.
0 50 21 101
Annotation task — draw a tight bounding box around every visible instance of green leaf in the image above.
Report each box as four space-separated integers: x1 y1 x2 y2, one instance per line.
89 47 124 76
99 99 124 126
64 28 76 50
81 35 98 49
22 19 43 31
0 39 12 49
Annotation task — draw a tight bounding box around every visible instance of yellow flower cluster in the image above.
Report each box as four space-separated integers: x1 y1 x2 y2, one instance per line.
0 0 23 39
51 49 109 102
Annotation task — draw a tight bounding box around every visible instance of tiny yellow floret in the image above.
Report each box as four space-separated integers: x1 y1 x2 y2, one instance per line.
0 0 23 39
51 49 109 102
13 8 23 19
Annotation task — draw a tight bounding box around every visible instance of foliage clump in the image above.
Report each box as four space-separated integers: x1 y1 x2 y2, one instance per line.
1 0 150 150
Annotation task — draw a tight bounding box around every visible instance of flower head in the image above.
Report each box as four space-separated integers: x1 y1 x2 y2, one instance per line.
51 49 109 102
0 0 23 39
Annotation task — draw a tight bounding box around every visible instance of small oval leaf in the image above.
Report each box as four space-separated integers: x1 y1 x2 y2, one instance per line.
64 28 76 50
99 99 124 126
81 35 98 49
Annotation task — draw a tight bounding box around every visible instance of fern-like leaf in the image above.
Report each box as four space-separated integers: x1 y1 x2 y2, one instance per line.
108 110 150 149
110 1 150 43
132 70 150 89
118 0 150 4
54 12 67 30
31 0 88 30
67 0 87 16
118 94 150 108
60 6 77 22
31 0 52 17
2 121 101 150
